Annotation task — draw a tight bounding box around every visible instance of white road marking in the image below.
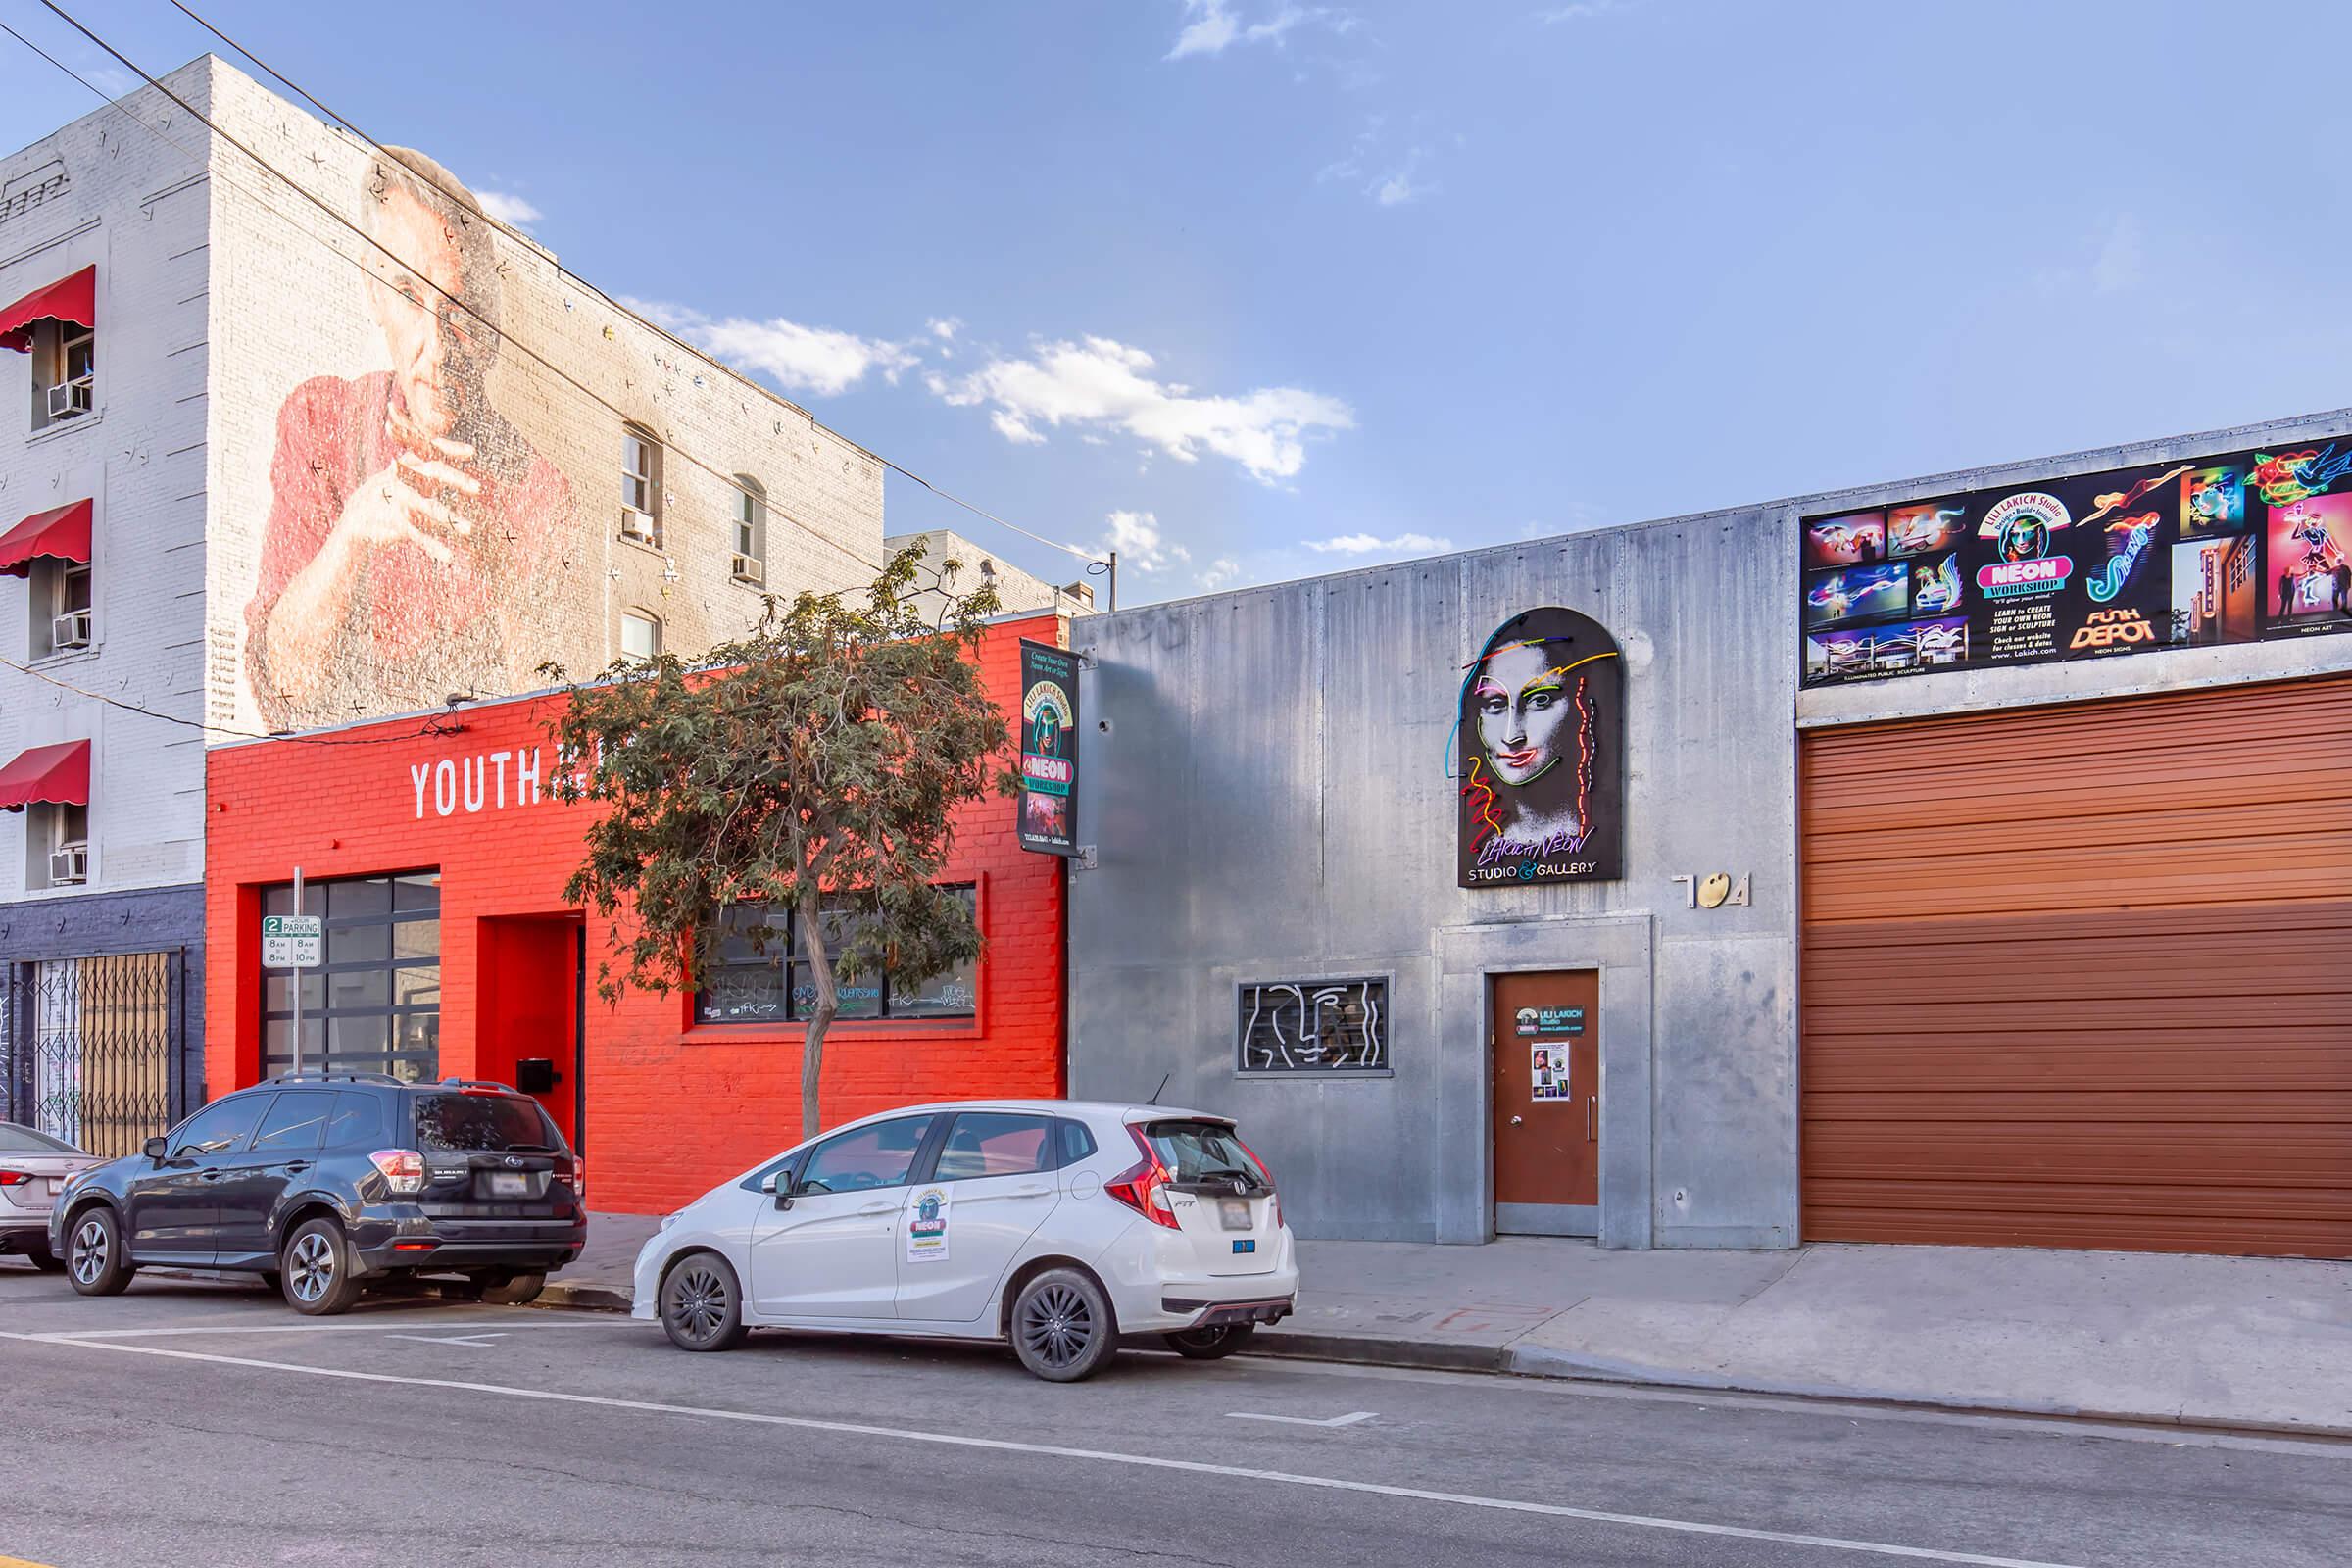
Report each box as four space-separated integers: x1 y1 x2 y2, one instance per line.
386 1333 509 1347
1259 1356 2352 1458
1227 1410 1376 1428
0 1330 2087 1568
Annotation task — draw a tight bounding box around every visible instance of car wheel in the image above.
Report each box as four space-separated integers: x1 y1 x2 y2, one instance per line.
24 1238 68 1273
1010 1268 1117 1383
660 1252 746 1351
1163 1322 1256 1360
477 1271 546 1306
66 1206 133 1296
281 1218 365 1316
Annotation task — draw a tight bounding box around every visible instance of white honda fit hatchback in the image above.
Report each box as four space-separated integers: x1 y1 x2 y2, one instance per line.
632 1100 1298 1381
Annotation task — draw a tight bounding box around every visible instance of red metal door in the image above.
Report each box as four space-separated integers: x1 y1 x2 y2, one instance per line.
1491 969 1598 1234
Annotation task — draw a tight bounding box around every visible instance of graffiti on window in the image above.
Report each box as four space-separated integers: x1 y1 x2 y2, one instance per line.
1237 979 1387 1073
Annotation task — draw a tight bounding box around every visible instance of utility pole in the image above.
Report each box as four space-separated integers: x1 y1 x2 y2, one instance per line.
291 865 304 1075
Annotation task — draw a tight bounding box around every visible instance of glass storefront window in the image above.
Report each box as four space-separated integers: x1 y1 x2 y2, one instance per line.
261 873 441 1081
694 888 977 1026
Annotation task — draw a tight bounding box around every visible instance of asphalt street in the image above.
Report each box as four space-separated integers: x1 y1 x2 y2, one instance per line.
2 1262 2346 1568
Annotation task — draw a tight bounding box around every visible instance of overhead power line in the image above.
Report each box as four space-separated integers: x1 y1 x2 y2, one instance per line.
152 0 1103 571
0 652 471 748
35 0 1099 586
169 1 1102 569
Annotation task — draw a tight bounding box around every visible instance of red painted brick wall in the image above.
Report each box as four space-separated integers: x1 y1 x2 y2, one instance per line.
205 614 1069 1214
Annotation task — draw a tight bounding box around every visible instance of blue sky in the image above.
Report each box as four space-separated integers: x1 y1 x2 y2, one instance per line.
9 1 2352 605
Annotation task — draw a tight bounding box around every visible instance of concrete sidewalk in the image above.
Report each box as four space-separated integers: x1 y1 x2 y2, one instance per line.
549 1212 2352 1437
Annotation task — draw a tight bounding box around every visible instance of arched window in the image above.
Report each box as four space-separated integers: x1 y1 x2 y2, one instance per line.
731 475 766 585
619 608 662 664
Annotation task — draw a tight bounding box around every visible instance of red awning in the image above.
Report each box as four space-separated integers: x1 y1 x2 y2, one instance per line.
0 266 95 353
0 499 92 579
0 740 90 813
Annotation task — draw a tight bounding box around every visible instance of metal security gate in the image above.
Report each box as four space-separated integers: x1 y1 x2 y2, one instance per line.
23 953 175 1156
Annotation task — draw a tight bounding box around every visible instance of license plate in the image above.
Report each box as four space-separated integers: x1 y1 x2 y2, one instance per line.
1232 1239 1256 1254
487 1172 530 1198
1218 1199 1251 1231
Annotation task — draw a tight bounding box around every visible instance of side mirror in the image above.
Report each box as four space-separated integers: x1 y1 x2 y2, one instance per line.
143 1136 168 1161
761 1170 795 1209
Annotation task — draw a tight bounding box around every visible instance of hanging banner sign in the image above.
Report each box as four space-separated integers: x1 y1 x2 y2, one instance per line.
1799 441 2352 687
1456 606 1625 887
1016 639 1080 857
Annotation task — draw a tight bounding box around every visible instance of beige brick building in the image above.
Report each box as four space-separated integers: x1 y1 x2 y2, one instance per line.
0 56 887 1134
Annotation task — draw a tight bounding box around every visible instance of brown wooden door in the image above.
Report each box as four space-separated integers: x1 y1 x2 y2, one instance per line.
1491 969 1599 1235
1801 673 2352 1259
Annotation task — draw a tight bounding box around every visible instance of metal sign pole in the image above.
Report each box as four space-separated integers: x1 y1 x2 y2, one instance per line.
291 865 304 1076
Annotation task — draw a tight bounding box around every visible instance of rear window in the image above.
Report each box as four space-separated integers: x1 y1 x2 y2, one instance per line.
412 1093 562 1153
1139 1120 1267 1187
0 1123 78 1153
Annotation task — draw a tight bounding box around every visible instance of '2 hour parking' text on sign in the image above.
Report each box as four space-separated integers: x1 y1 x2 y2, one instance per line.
262 914 322 969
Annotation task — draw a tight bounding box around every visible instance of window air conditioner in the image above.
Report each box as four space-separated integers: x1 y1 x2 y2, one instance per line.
730 554 762 583
619 506 655 545
47 376 93 420
50 608 92 650
49 842 88 886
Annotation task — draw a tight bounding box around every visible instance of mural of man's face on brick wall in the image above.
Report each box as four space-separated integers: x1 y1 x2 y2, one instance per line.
243 148 575 729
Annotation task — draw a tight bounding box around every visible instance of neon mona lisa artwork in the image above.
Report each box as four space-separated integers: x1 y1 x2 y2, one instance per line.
1456 607 1624 886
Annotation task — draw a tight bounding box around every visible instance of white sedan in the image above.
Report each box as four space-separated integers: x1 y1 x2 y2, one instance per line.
632 1100 1298 1381
1 1120 105 1271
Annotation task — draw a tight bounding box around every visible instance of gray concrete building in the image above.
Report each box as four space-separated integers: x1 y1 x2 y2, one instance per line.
1067 406 2352 1259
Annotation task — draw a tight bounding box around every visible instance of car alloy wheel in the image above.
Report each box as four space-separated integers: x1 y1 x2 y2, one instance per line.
286 1229 337 1304
71 1216 110 1287
664 1260 732 1348
1017 1281 1095 1372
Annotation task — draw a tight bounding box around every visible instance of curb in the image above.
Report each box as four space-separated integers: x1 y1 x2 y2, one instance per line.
535 1279 630 1313
1240 1329 2352 1444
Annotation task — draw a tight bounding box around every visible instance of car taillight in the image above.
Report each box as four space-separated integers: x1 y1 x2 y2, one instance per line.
1236 1136 1275 1195
368 1149 426 1195
1104 1126 1182 1230
0 1169 31 1187
570 1156 585 1200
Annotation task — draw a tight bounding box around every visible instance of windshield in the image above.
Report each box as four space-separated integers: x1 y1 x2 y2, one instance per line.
1139 1120 1268 1188
413 1094 563 1153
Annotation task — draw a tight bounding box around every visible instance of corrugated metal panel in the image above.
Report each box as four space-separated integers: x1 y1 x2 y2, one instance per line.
1799 672 2352 1259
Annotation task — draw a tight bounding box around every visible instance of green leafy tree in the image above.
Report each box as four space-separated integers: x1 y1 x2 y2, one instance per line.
545 545 1012 1139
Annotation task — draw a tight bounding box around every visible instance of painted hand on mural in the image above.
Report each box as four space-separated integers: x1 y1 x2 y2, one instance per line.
242 148 575 730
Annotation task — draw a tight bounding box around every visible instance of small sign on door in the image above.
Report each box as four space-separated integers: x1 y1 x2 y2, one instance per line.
1530 1047 1572 1101
1513 1005 1586 1037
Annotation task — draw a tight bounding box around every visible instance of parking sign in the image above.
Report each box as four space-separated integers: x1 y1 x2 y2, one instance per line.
261 913 322 968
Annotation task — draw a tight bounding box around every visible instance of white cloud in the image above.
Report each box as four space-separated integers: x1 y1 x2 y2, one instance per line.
623 297 918 397
2091 214 2142 295
476 190 543 229
1168 1 1351 61
1098 510 1191 573
1303 531 1451 556
1375 151 1431 207
934 335 1353 482
1323 119 1440 208
927 316 962 343
1538 0 1637 20
1199 556 1245 590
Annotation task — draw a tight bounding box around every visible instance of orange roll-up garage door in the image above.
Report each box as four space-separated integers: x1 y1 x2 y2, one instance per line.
1799 673 2352 1257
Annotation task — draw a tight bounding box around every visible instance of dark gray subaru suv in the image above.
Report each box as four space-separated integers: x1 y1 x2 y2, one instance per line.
50 1072 585 1315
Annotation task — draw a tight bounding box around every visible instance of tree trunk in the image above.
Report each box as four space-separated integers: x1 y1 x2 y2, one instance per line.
796 890 837 1142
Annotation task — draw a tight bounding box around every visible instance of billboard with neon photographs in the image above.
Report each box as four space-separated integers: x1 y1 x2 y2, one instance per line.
1799 441 2352 686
